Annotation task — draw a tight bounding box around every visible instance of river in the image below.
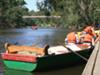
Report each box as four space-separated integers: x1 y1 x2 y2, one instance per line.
0 28 86 75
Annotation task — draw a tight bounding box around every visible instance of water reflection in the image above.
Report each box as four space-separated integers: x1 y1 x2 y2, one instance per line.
4 69 34 75
0 28 67 52
3 64 85 75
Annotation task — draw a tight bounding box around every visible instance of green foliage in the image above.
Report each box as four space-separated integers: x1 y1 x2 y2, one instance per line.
0 0 28 28
37 0 100 29
0 0 99 29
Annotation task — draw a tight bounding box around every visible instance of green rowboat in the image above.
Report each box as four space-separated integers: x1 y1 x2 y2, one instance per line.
1 45 93 72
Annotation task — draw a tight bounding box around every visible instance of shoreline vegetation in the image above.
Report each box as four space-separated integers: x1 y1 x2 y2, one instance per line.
0 26 83 30
0 0 99 30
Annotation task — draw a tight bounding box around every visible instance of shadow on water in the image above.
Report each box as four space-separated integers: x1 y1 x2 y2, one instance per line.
3 69 33 75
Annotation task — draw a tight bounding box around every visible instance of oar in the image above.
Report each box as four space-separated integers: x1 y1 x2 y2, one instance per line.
57 42 88 62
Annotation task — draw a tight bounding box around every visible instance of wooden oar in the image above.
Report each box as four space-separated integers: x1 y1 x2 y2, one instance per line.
57 42 88 62
65 45 88 61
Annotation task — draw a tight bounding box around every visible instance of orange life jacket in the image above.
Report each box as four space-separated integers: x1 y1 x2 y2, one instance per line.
84 26 96 37
83 34 93 43
84 26 92 33
67 32 77 43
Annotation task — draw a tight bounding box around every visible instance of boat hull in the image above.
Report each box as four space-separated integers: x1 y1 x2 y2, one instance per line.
36 48 92 71
2 53 37 71
3 60 37 71
2 48 93 71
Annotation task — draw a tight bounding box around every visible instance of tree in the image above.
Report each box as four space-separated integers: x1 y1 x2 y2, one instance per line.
37 0 100 28
0 0 28 28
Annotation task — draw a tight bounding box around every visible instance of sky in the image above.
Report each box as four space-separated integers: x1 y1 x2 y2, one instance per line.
24 0 43 11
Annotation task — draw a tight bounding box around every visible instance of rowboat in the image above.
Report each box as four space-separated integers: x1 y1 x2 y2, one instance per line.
1 44 93 72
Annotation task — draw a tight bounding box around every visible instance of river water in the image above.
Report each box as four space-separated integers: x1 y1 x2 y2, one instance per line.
0 28 86 75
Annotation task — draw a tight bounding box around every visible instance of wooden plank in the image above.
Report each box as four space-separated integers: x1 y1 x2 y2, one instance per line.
82 42 100 75
93 43 100 75
2 53 36 62
23 16 61 18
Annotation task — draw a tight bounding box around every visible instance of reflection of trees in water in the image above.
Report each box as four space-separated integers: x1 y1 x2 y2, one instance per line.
42 35 52 46
40 31 66 47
